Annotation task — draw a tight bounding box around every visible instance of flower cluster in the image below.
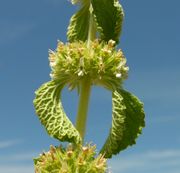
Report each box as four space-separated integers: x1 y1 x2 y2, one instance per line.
34 144 107 173
49 40 129 91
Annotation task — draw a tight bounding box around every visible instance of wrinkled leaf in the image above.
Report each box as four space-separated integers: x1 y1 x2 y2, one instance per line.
33 80 81 144
67 4 90 42
68 0 124 43
92 0 124 43
100 89 145 158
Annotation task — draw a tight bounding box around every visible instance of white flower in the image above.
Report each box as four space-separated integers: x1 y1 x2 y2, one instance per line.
116 73 122 78
78 70 84 76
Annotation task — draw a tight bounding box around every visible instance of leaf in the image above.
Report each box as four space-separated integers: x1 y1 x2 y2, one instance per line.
67 4 90 42
100 89 145 158
33 80 82 144
91 0 124 43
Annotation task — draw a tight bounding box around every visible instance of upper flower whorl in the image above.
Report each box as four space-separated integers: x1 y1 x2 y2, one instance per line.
49 39 129 91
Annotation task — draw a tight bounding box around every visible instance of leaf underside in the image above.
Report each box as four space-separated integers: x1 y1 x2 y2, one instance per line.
68 0 124 43
67 4 90 42
33 80 81 144
92 0 124 43
100 89 145 158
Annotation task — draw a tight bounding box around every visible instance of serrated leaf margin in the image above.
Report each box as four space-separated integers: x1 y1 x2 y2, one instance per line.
100 89 145 158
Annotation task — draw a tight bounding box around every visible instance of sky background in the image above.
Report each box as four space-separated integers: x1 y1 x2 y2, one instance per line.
0 0 180 173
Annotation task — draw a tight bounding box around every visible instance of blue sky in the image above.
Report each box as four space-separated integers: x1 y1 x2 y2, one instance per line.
0 0 180 172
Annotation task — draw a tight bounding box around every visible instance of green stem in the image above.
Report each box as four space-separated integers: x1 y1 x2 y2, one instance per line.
76 3 96 143
76 79 91 142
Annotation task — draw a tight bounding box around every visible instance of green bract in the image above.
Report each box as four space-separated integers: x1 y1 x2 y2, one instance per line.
49 39 128 91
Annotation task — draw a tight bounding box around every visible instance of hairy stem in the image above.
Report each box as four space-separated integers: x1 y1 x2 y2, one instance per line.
76 79 91 142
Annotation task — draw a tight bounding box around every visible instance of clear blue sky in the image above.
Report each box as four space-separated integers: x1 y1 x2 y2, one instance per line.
0 0 180 173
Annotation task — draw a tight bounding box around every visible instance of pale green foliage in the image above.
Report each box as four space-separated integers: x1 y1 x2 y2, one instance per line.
100 89 145 158
33 0 146 168
33 80 82 144
34 144 107 173
68 0 124 43
49 40 128 91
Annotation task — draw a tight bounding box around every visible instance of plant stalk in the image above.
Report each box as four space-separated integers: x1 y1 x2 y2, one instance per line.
76 79 91 142
76 3 96 143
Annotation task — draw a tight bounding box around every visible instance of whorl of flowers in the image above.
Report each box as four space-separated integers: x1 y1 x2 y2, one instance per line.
34 144 108 173
49 39 129 91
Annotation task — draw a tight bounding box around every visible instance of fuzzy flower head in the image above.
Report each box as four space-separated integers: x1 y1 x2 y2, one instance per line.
49 39 129 91
34 144 108 173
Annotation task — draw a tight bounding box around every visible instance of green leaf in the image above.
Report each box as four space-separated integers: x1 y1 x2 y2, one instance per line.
91 0 124 43
33 80 82 144
67 4 90 42
100 89 145 158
